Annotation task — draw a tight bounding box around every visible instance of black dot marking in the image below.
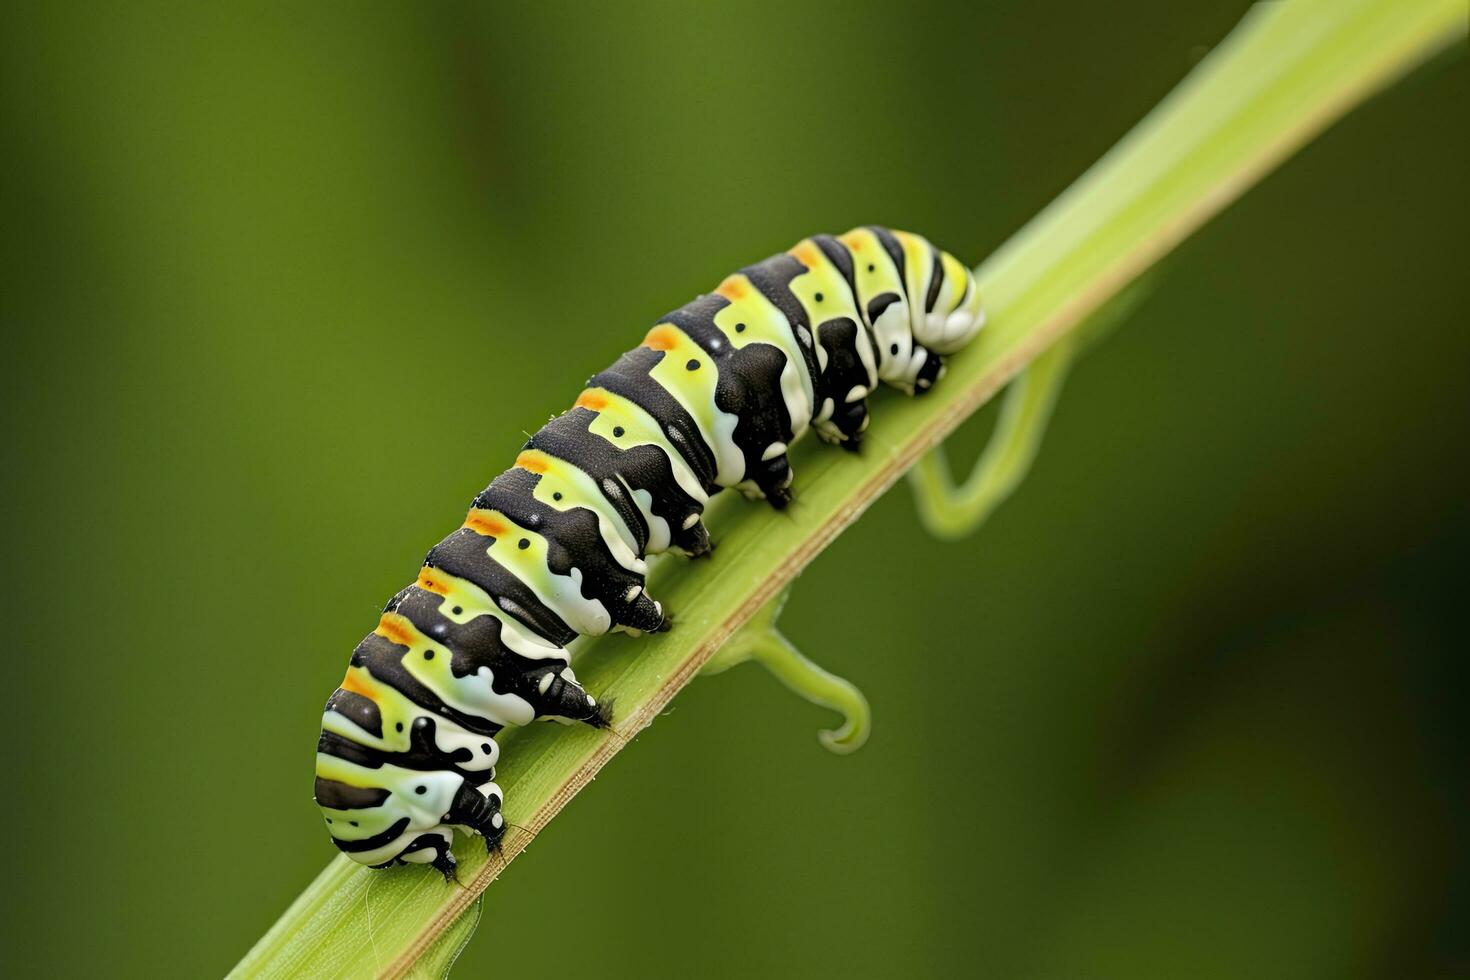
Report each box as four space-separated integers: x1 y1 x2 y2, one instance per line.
686 358 700 371
890 343 899 355
735 323 745 332
814 292 824 302
518 538 529 549
481 743 492 753
451 606 462 615
867 264 875 272
395 722 404 732
612 426 625 437
325 818 332 824
415 786 426 795
350 820 358 826
553 491 562 501
424 649 435 660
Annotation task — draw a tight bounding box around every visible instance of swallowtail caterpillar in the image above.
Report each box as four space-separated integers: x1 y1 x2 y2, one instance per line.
314 227 985 876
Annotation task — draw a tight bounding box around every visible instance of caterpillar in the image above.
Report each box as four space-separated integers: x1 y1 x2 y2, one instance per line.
314 227 985 877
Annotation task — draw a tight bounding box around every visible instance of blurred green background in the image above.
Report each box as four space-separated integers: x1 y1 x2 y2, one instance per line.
2 2 1465 977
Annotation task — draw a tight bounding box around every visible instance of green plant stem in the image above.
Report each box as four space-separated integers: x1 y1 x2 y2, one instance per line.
232 2 1466 976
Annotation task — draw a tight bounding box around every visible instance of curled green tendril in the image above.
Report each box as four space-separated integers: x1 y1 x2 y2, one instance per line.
907 341 1075 541
908 275 1154 540
703 587 870 754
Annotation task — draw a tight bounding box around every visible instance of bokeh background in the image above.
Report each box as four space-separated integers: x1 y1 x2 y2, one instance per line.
3 2 1465 977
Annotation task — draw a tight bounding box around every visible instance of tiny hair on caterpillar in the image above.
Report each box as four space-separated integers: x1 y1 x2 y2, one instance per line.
314 227 985 878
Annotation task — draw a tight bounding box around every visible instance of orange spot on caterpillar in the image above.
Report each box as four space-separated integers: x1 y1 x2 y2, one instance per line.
840 231 865 250
789 240 822 268
575 390 607 411
375 612 415 649
463 509 509 538
715 277 747 301
340 669 379 703
417 567 451 596
515 451 549 474
643 324 680 350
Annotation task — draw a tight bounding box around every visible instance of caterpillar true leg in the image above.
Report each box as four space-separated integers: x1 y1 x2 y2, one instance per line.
315 226 983 871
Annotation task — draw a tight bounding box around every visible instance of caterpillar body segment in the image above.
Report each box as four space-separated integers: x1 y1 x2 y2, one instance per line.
314 227 983 874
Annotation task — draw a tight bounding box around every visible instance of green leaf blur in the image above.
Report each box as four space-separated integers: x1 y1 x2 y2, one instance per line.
2 2 1464 978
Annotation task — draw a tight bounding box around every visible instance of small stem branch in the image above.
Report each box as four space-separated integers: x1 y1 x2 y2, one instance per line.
749 629 871 755
704 586 871 754
909 341 1074 540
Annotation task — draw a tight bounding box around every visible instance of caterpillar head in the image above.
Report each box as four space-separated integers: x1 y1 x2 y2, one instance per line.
910 248 986 355
915 296 986 354
885 341 948 396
